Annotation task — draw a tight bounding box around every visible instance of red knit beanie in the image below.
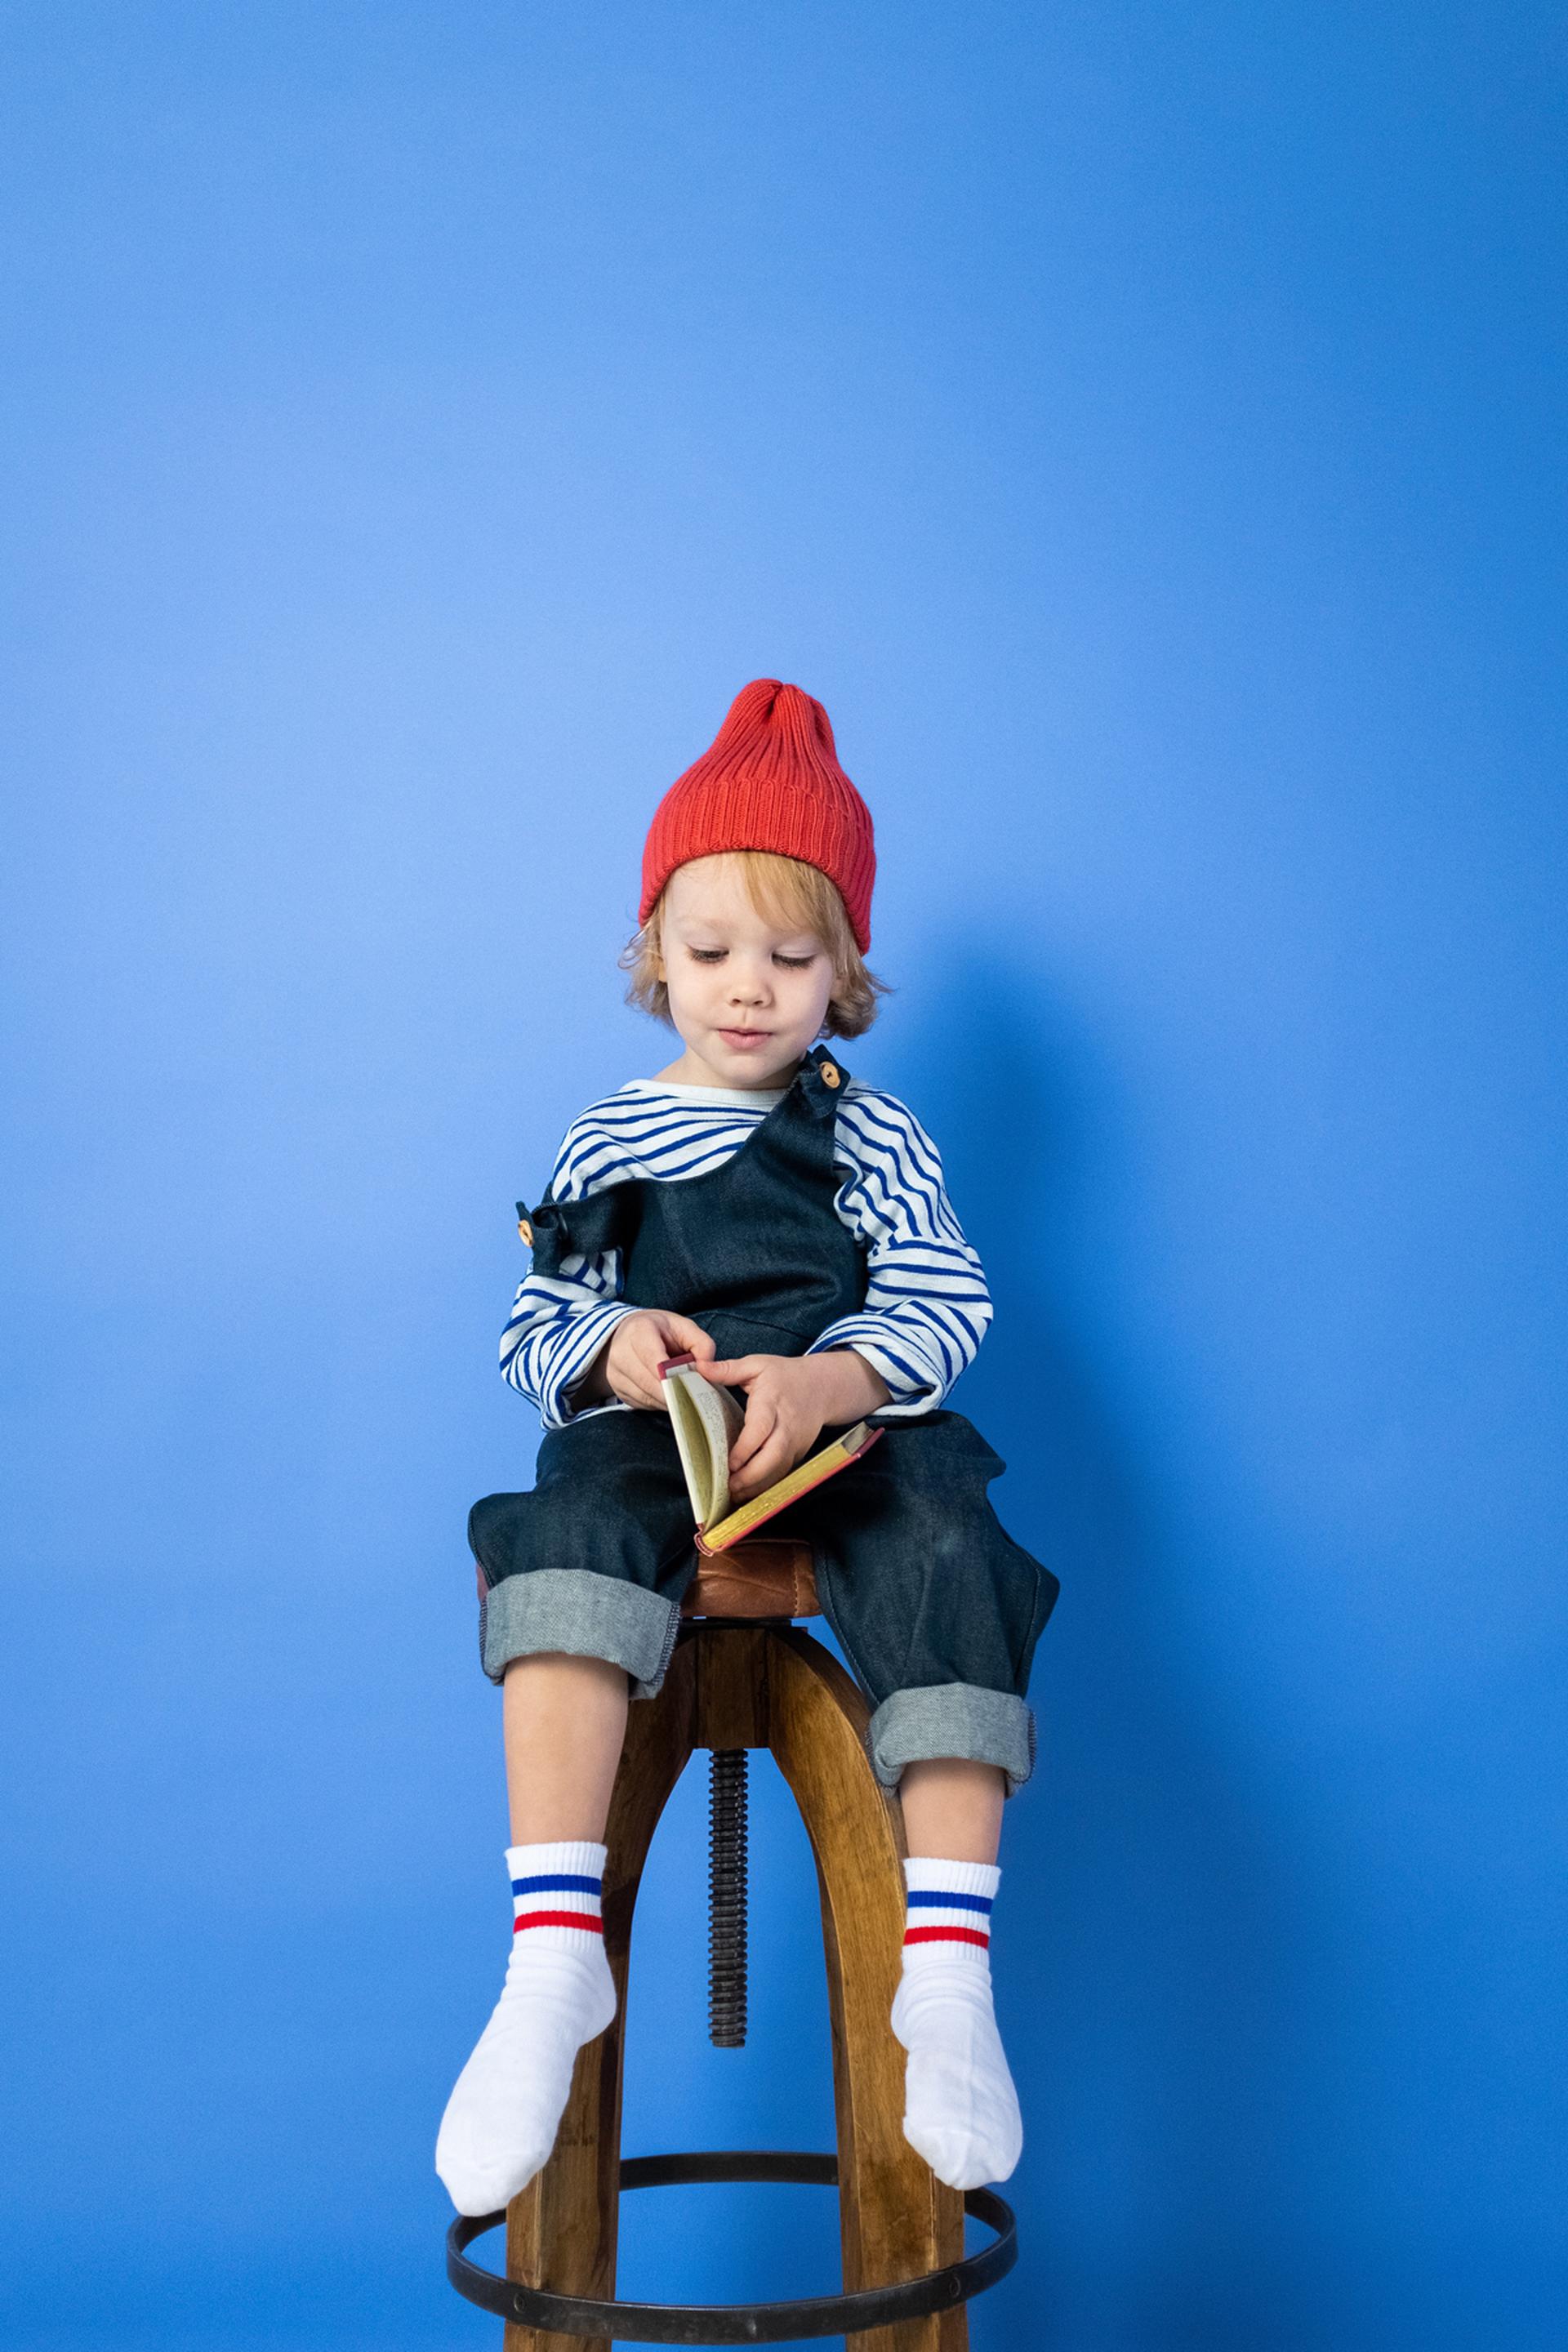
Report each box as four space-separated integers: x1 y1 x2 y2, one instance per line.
639 679 876 952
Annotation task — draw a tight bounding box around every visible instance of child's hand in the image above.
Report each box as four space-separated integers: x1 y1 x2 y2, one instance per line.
595 1310 718 1412
697 1348 892 1505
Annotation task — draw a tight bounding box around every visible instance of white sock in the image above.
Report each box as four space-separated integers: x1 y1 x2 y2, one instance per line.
889 1855 1022 2189
434 1840 618 2216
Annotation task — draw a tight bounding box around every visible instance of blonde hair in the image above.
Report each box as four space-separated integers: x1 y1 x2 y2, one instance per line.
619 849 892 1040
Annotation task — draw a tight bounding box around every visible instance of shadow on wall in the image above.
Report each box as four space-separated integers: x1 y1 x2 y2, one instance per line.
909 942 1324 2351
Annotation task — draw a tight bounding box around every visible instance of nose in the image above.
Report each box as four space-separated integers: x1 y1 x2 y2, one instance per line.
727 958 770 1007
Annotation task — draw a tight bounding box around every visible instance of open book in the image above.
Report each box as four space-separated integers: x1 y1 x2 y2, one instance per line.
657 1350 884 1553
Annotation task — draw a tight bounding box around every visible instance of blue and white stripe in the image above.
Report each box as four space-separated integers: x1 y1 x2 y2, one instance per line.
500 1076 994 1428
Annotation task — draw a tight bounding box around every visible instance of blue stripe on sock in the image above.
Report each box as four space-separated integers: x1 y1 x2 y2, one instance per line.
906 1888 992 1913
511 1873 603 1896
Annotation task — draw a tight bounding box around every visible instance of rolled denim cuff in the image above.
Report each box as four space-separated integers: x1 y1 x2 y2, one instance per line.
479 1568 682 1701
866 1684 1039 1801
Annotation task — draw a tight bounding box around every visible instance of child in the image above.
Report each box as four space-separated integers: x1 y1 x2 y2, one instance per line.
436 678 1059 2217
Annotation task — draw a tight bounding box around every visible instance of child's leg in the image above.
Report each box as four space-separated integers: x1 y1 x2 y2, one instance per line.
443 1410 702 2215
504 1651 630 1839
436 1654 630 2216
898 1757 1004 1864
787 1410 1060 2192
893 1757 1022 2192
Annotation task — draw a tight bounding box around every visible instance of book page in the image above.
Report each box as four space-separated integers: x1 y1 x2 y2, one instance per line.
658 1355 745 1528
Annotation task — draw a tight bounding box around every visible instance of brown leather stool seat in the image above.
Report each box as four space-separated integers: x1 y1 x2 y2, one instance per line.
678 1534 820 1620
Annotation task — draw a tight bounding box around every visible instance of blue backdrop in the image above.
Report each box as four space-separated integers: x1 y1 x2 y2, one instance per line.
3 6 1563 2348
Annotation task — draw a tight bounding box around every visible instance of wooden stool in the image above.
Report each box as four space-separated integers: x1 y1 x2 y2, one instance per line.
447 1539 1017 2348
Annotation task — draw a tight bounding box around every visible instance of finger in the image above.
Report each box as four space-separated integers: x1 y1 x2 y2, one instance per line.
729 1427 795 1501
698 1356 763 1385
644 1325 705 1401
662 1315 717 1362
728 1400 779 1477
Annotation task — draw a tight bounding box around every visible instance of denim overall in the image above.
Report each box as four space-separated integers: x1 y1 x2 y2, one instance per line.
469 1042 1059 1797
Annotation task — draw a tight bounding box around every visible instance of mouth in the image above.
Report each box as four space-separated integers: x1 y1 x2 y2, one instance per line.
717 1027 771 1046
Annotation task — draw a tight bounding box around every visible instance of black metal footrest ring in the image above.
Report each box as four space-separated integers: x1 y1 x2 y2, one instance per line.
446 2147 1018 2345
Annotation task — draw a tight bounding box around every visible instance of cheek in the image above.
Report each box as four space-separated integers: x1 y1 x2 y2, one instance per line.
795 965 835 1018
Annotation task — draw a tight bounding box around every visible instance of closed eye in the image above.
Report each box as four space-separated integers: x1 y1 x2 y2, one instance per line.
687 948 819 968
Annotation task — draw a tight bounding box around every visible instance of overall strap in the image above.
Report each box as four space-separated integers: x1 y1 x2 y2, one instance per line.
520 1180 643 1281
517 1040 851 1290
795 1041 850 1124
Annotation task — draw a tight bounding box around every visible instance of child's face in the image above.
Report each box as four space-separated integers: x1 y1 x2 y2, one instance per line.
655 853 835 1089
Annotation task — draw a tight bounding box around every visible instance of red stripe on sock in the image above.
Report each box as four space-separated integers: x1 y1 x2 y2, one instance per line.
514 1911 604 1934
903 1925 990 1949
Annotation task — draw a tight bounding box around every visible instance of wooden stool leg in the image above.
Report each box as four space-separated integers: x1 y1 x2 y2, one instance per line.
765 1627 969 2352
501 1638 697 2352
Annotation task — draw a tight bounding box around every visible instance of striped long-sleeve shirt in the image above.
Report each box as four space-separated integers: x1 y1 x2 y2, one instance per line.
501 1072 992 1429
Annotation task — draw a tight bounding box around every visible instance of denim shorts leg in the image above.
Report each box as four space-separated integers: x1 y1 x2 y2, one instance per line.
469 1410 701 1699
786 1410 1061 1800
